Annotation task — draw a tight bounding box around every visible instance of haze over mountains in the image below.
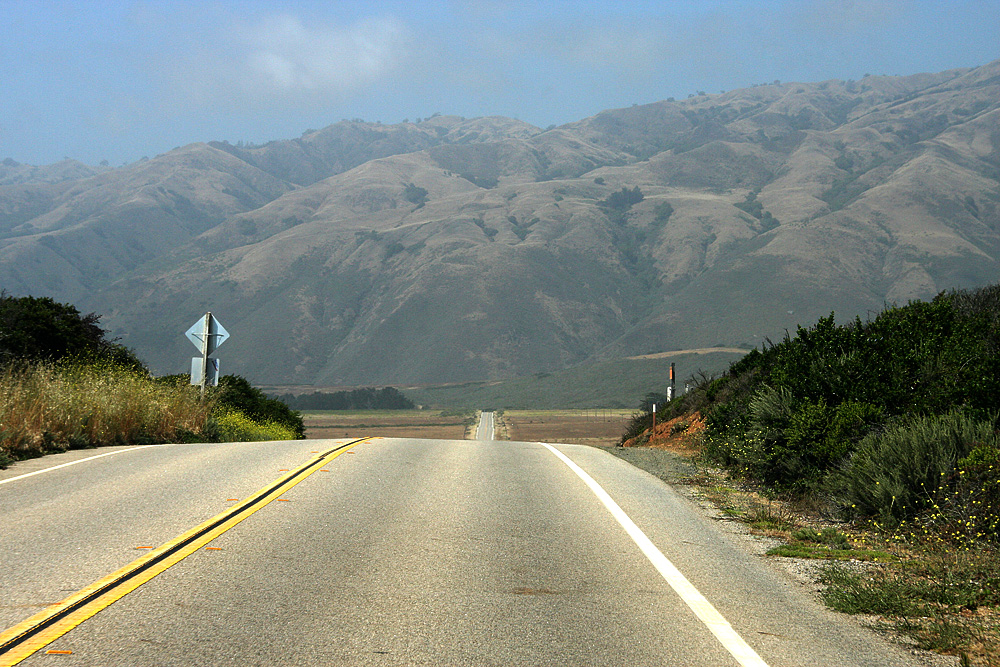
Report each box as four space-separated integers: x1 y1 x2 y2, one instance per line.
2 60 999 385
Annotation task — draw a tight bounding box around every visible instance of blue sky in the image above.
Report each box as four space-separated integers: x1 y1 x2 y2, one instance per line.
2 0 999 166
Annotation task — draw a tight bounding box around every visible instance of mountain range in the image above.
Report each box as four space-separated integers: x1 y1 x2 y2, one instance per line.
2 59 999 386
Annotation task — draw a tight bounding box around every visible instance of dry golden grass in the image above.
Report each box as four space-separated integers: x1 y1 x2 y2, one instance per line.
0 362 211 460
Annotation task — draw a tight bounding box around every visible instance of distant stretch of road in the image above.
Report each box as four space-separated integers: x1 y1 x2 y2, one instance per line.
0 438 931 666
475 410 495 441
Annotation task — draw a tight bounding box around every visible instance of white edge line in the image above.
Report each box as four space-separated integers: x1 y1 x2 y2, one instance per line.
0 446 160 486
539 442 770 667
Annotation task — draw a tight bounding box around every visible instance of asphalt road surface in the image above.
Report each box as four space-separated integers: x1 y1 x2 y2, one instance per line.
474 412 495 441
0 438 935 666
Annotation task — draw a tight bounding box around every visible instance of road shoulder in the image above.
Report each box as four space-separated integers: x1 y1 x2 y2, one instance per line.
604 445 959 667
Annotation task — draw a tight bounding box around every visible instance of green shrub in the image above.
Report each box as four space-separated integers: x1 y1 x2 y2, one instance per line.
701 429 763 477
0 292 144 370
749 385 794 434
933 443 1000 542
403 182 428 208
682 285 1000 502
213 409 298 442
773 399 884 490
212 375 304 439
710 389 881 491
820 563 921 615
837 410 997 524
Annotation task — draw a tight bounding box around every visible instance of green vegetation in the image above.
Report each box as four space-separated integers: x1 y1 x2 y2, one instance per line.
639 285 1000 525
0 292 143 369
211 375 304 439
599 185 644 216
652 201 674 227
819 545 1000 659
402 182 428 208
765 527 893 561
214 409 299 442
734 191 778 231
628 285 1000 663
1 295 303 467
272 386 414 411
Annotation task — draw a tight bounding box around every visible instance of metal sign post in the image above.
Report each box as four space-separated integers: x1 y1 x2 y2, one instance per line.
185 312 229 397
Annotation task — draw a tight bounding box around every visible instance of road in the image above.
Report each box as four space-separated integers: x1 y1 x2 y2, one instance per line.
0 438 932 666
474 411 495 441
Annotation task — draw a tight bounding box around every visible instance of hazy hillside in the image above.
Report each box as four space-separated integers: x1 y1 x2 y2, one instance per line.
2 60 999 385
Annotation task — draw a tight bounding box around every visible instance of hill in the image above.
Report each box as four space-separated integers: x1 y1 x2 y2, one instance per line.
2 61 999 385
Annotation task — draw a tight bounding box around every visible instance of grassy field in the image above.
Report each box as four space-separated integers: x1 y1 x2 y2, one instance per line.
303 410 476 441
501 409 633 447
302 409 633 446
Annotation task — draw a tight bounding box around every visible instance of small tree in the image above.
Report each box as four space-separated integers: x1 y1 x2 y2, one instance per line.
601 186 644 212
0 292 143 370
403 183 429 208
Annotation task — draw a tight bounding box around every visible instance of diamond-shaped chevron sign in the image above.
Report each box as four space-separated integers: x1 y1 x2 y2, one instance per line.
185 313 229 355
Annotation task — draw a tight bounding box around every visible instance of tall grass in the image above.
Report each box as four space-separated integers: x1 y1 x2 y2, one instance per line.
0 361 212 462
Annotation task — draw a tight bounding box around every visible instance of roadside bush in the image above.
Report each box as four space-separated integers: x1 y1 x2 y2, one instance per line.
664 285 1000 514
701 429 762 477
213 409 298 442
836 410 998 524
212 375 304 439
706 387 884 492
925 443 1000 543
619 411 653 445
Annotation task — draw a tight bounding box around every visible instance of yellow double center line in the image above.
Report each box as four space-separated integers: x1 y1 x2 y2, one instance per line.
0 438 367 666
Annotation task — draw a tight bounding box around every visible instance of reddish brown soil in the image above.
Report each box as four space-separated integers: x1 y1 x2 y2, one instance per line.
622 411 706 456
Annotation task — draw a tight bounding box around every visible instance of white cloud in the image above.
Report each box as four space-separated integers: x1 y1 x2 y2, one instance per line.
240 14 412 95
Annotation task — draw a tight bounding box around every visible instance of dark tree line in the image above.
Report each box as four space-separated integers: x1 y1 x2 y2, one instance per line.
273 387 415 410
